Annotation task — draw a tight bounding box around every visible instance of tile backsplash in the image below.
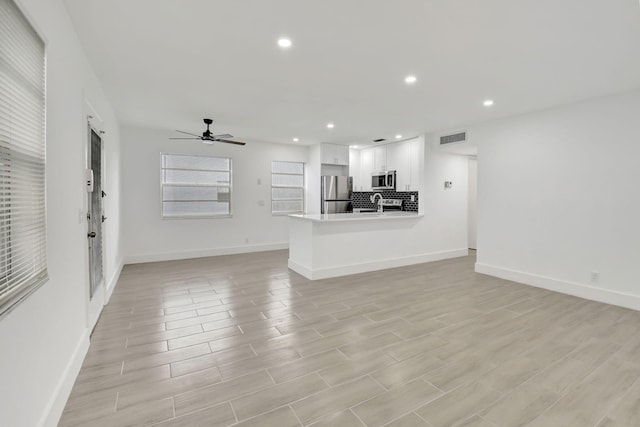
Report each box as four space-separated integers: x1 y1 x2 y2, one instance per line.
352 191 419 212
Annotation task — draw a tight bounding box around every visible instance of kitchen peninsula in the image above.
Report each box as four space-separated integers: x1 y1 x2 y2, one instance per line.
288 211 435 280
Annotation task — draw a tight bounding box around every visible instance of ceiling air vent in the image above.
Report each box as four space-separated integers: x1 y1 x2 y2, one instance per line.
440 132 466 145
373 138 386 143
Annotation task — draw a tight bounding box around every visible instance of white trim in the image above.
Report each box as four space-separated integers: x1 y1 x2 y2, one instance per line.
287 259 313 279
289 248 468 280
124 242 289 265
40 329 91 427
105 256 123 304
475 262 640 312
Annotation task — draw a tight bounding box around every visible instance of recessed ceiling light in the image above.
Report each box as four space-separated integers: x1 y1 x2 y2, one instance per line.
395 134 403 139
404 75 417 84
292 137 299 142
350 145 359 149
277 38 292 48
483 99 494 107
326 123 334 129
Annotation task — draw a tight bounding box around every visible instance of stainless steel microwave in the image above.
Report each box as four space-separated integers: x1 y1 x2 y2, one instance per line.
371 170 396 190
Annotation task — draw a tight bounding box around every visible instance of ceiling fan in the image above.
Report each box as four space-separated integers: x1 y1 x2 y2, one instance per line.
170 118 246 145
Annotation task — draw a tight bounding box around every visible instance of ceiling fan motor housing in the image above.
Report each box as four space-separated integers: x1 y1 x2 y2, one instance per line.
203 118 213 138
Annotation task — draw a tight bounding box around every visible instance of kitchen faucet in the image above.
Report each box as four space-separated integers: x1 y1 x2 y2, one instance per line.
371 193 383 213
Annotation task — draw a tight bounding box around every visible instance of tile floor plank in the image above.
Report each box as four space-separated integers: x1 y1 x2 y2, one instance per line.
60 250 640 426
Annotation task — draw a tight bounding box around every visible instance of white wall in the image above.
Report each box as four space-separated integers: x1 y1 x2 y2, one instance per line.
474 90 640 309
306 144 321 214
0 0 122 426
121 126 308 262
420 135 470 251
468 158 477 249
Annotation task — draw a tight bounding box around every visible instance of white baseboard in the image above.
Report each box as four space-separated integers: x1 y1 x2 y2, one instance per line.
475 262 640 311
124 242 289 265
40 329 91 427
105 256 123 304
290 248 469 280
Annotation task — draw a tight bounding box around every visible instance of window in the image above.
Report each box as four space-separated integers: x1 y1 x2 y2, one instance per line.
0 0 48 317
271 161 304 214
161 153 232 218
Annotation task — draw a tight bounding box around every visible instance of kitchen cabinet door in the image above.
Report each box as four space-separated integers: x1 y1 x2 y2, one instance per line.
360 148 374 191
373 145 387 171
322 143 349 165
321 143 336 164
349 148 362 190
409 138 421 191
335 144 349 165
385 141 400 171
392 140 412 191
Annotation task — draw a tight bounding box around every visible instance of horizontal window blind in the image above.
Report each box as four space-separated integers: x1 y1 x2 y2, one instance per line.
161 153 231 218
272 161 304 214
0 0 48 317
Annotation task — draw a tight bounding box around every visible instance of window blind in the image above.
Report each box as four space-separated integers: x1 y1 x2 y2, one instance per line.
271 161 304 214
161 153 232 218
0 0 48 317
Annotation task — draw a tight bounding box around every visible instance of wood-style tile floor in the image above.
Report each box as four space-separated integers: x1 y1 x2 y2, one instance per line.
60 250 640 427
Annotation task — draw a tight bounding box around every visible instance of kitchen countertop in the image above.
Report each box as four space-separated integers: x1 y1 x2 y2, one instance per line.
289 211 422 222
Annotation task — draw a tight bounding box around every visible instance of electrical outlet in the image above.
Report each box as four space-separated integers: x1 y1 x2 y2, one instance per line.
411 195 415 202
590 271 600 283
244 238 249 244
258 200 265 207
257 178 262 185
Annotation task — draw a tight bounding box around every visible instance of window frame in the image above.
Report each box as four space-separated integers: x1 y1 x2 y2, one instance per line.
160 152 233 219
0 0 48 319
271 160 305 215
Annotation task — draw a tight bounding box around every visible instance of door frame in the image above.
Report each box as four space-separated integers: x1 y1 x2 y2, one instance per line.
85 100 106 331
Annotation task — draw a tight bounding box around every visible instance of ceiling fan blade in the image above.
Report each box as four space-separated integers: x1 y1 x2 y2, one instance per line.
169 137 200 140
213 133 233 139
217 139 246 146
174 130 201 137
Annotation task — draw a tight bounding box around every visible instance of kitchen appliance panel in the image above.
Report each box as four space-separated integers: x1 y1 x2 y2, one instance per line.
322 175 353 200
323 201 352 214
371 171 396 190
321 175 353 214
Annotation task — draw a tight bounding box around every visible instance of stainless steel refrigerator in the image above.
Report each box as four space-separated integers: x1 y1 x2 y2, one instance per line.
321 176 353 214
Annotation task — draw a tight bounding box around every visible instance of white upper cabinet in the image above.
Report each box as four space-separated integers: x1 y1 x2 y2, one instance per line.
349 148 362 190
360 148 374 191
373 145 387 171
349 138 422 192
387 140 412 191
409 137 421 191
321 143 349 165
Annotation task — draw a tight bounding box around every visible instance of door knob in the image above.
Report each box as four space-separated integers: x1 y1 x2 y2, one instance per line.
101 215 107 223
87 232 96 238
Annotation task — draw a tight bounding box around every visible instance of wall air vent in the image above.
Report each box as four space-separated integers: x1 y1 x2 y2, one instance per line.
373 138 386 143
440 132 466 145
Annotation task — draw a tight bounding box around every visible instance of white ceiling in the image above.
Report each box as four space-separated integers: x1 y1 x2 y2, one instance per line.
63 0 640 146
